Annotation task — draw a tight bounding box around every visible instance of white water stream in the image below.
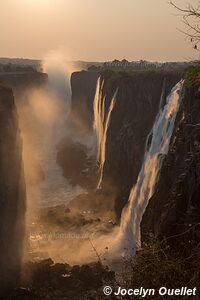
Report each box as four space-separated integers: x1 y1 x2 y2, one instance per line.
93 77 118 188
118 80 184 254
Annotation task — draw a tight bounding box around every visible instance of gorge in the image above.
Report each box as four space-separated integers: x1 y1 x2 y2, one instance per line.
1 63 200 298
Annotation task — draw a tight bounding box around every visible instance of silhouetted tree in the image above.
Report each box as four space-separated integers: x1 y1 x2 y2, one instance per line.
170 1 200 50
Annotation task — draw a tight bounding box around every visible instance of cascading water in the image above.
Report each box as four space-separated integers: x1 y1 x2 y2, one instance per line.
93 77 118 189
118 80 184 255
158 78 166 111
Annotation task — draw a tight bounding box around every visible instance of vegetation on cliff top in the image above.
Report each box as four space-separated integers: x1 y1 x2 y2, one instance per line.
184 65 200 92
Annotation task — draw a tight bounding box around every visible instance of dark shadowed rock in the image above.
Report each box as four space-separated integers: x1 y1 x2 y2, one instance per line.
14 259 116 300
70 70 181 218
69 70 99 132
0 85 26 294
142 86 200 244
56 137 97 188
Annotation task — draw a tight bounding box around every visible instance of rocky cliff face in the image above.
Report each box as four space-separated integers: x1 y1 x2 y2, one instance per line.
0 85 26 293
99 71 181 217
142 85 200 242
68 69 200 245
66 70 181 217
0 72 47 91
69 71 99 132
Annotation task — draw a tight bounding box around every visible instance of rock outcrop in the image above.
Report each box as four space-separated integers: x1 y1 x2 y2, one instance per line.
0 85 26 293
56 137 96 189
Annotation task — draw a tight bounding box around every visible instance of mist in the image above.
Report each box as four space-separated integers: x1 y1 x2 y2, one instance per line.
14 50 85 263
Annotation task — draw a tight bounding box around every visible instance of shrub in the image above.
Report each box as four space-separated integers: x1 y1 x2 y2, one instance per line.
184 65 200 91
120 238 200 299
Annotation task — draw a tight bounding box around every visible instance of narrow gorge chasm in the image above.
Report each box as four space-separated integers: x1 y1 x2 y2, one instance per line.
1 65 200 298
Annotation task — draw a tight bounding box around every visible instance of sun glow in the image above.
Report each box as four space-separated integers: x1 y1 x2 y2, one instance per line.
25 0 54 7
19 0 56 15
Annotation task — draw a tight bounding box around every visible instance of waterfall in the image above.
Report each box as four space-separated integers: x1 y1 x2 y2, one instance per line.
119 80 184 254
158 78 166 111
93 77 118 189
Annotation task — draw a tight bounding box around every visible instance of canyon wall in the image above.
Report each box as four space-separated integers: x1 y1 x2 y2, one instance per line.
142 85 200 241
0 85 26 293
70 70 99 132
0 72 47 91
67 70 181 217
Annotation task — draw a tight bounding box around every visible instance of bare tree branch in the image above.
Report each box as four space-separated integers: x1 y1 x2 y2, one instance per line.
170 1 200 50
170 1 200 17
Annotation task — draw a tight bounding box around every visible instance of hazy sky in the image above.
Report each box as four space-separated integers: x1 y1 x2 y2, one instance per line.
1 0 199 61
